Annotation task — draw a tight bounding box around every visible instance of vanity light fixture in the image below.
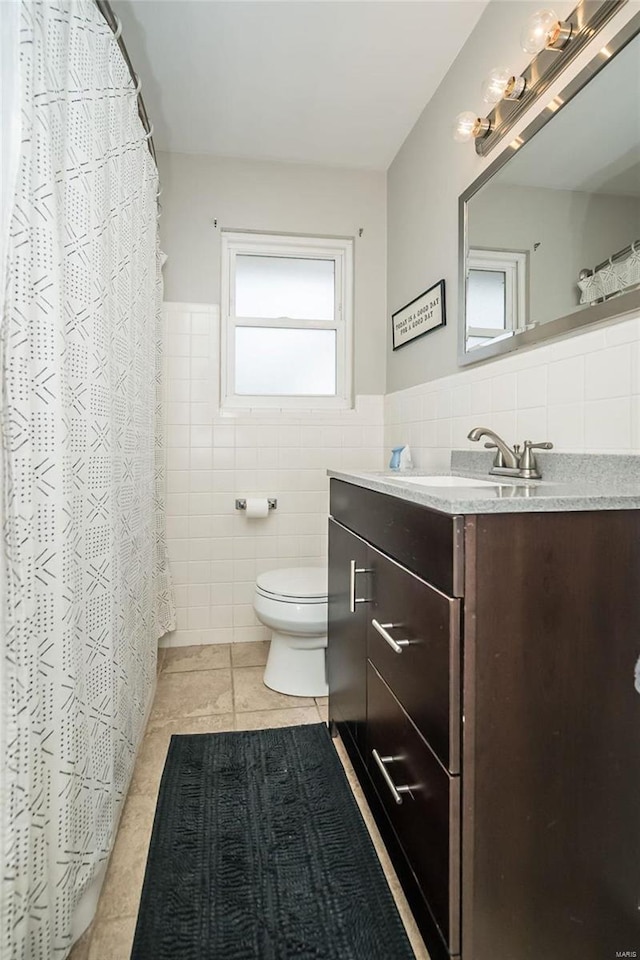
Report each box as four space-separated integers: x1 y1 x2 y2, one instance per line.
453 111 491 142
481 66 526 104
520 8 572 54
453 67 525 145
453 0 624 154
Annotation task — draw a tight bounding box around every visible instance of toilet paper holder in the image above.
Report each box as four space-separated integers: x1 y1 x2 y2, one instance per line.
235 498 278 511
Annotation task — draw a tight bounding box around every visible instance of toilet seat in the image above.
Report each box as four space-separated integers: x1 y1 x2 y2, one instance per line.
256 566 327 604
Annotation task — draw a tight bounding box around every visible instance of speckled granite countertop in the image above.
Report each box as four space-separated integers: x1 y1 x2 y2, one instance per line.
328 452 640 515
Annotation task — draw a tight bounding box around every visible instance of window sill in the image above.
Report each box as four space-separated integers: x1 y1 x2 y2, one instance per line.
220 398 353 416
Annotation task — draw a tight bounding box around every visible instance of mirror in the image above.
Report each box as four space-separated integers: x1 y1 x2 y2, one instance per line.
459 17 640 365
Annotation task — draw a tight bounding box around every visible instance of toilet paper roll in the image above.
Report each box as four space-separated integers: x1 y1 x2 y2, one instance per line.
245 497 270 518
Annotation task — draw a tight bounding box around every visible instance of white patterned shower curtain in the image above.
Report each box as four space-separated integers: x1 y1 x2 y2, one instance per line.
0 2 175 957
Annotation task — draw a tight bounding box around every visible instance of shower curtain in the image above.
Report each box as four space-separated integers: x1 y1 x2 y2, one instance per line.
0 2 175 957
578 243 640 303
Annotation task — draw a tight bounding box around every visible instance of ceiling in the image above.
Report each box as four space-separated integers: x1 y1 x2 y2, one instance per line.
113 0 488 170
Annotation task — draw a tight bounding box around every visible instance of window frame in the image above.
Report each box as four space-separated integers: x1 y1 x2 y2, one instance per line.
220 231 354 410
466 248 528 345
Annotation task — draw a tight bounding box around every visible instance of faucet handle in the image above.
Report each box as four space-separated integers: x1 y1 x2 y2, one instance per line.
523 440 553 452
520 440 553 474
483 441 504 468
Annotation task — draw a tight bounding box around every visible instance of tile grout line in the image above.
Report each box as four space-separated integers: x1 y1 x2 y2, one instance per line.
230 657 238 729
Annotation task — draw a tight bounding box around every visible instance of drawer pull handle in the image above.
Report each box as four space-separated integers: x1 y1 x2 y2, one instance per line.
372 749 412 805
349 560 371 613
371 619 410 654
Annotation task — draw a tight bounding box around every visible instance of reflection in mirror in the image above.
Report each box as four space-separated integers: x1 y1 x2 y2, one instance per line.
467 248 527 347
462 24 640 360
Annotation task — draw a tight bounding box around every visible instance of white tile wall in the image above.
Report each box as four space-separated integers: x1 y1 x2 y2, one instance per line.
162 303 385 647
385 315 640 468
163 304 640 648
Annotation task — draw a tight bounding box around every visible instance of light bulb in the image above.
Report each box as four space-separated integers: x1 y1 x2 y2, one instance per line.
453 112 491 143
454 111 479 143
481 66 514 105
520 8 561 53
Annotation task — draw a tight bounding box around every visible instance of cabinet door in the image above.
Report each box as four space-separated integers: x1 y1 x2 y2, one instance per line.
328 518 371 754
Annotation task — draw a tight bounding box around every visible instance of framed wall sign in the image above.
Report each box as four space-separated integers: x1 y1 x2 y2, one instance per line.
392 279 446 350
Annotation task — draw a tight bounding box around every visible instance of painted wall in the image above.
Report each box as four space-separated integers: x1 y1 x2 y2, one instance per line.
157 151 387 395
386 0 640 393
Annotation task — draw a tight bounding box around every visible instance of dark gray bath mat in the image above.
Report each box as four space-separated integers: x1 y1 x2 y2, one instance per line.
130 722 415 959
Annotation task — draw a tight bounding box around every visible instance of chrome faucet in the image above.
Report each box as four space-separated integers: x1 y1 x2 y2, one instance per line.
467 426 553 480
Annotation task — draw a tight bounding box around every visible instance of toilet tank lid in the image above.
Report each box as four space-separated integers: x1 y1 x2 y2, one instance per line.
256 566 327 599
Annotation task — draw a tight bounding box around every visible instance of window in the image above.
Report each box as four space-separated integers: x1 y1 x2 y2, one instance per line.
466 249 527 351
221 232 353 409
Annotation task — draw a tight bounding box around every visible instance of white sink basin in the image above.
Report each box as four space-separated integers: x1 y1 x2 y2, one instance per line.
393 475 501 488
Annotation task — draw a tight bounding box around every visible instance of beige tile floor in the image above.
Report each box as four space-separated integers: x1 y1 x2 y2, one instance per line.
69 641 429 960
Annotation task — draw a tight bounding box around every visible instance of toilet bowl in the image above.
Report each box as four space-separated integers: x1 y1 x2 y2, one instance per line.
253 566 328 698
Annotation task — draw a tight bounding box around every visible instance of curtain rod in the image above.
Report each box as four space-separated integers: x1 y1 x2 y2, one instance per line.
94 0 157 166
582 239 640 278
593 239 639 274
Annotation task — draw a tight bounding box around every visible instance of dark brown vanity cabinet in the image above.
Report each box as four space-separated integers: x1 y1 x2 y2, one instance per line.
327 518 369 754
327 478 640 960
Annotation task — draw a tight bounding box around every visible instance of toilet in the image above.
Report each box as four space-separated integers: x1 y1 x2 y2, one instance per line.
253 566 328 698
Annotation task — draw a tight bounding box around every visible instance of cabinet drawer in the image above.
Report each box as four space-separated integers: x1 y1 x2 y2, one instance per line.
366 662 460 955
330 479 464 597
367 545 461 774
